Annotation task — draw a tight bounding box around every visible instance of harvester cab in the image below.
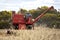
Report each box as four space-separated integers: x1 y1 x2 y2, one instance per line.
25 12 34 29
12 6 54 30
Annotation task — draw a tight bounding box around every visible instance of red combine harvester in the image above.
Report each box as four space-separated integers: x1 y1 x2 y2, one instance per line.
12 6 54 30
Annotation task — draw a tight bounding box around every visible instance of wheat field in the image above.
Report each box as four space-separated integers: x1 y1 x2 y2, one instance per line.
0 26 60 40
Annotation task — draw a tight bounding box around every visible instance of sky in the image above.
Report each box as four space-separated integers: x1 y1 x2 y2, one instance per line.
0 0 60 12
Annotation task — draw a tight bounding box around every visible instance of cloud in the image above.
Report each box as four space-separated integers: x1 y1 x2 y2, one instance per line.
54 0 60 5
0 0 59 11
19 0 54 9
42 0 54 3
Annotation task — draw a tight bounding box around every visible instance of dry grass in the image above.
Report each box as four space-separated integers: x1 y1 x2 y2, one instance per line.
0 26 60 40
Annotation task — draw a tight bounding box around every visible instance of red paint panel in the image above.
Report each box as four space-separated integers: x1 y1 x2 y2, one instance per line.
12 14 25 24
18 24 26 30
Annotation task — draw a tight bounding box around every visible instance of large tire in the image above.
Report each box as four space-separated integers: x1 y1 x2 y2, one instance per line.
15 26 18 29
13 25 18 30
26 25 33 29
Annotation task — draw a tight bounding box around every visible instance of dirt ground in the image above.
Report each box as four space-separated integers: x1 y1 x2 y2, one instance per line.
0 26 60 40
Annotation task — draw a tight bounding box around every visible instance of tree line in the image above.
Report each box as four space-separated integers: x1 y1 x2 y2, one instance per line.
0 6 60 29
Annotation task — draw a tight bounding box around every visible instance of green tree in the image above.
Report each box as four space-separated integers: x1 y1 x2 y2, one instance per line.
0 11 12 29
18 9 27 14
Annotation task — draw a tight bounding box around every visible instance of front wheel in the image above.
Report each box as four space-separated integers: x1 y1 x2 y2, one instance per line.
26 25 34 30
